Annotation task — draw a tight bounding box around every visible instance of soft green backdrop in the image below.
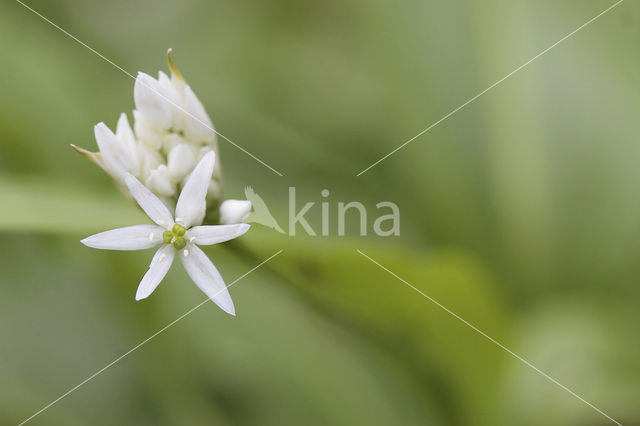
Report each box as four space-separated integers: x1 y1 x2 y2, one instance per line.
1 0 638 425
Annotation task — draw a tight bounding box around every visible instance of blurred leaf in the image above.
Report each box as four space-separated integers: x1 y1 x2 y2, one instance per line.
500 301 640 425
0 173 144 234
0 236 440 425
248 236 510 425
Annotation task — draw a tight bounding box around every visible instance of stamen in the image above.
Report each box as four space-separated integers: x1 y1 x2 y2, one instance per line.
189 236 196 242
149 232 155 241
183 249 189 256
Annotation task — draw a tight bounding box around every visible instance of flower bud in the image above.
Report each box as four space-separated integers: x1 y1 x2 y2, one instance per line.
115 113 137 153
158 70 185 131
133 110 162 149
145 165 175 197
167 143 196 181
183 86 215 144
162 132 188 153
134 72 172 130
219 200 252 224
94 122 139 181
137 143 163 180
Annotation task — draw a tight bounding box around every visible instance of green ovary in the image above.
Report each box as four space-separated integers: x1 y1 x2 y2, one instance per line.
163 224 188 249
172 224 186 236
173 238 186 249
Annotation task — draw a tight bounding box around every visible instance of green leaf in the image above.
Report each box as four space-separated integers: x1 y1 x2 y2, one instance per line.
0 174 145 234
247 236 510 425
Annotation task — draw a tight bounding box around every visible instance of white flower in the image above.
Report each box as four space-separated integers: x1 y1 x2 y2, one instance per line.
133 70 215 145
134 72 173 130
145 164 175 197
220 199 252 224
167 143 196 181
137 143 164 181
81 152 250 315
92 117 140 184
182 85 215 143
132 109 162 150
73 50 224 221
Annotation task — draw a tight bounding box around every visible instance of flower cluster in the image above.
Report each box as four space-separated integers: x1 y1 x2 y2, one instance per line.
74 49 251 225
77 50 253 314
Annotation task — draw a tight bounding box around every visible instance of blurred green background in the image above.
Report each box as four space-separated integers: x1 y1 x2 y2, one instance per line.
1 0 639 425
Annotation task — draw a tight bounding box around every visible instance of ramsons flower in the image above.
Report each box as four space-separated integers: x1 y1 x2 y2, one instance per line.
81 151 249 315
72 50 228 219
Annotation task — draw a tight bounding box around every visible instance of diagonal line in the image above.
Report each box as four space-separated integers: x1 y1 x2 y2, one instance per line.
17 249 284 426
356 249 622 425
356 0 624 176
15 0 284 177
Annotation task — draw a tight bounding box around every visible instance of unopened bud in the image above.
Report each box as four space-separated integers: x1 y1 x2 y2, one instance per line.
167 143 196 181
219 199 252 224
145 165 175 197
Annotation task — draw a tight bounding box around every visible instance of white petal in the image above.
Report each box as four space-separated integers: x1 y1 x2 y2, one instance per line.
158 71 186 130
175 151 215 228
189 224 250 245
180 244 235 315
183 86 215 143
167 143 196 180
162 132 188 153
145 165 176 197
137 143 163 180
134 72 172 129
158 71 179 103
219 200 252 224
136 244 175 300
170 68 187 93
125 174 174 227
133 109 163 149
94 122 136 180
81 224 164 250
115 113 139 158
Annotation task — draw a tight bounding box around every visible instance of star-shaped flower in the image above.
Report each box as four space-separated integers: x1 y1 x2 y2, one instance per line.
81 151 249 315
